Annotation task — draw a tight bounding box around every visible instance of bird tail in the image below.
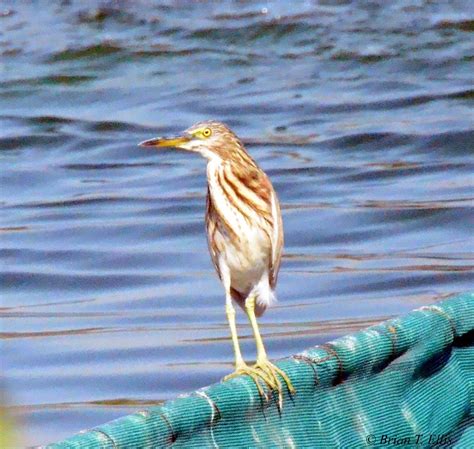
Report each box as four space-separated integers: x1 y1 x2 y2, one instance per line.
230 284 276 317
255 284 276 317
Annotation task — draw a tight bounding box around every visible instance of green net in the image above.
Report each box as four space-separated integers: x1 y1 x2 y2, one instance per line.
49 293 473 448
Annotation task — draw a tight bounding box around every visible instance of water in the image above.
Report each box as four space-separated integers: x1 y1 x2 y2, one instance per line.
1 1 473 446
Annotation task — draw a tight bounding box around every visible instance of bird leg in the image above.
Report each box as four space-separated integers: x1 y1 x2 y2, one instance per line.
226 300 245 368
219 261 280 397
245 294 295 408
223 297 275 397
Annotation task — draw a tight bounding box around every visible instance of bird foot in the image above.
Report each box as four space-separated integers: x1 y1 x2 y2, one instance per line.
223 363 273 397
253 357 295 410
223 359 295 410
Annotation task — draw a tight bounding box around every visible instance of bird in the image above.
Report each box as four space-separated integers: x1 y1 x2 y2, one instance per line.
139 121 294 406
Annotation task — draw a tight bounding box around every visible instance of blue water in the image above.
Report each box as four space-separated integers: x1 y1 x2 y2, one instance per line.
1 1 473 446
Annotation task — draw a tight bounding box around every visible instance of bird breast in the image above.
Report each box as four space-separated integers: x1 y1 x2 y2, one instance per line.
206 161 272 294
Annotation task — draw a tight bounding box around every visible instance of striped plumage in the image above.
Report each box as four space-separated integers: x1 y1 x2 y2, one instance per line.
139 121 294 407
205 134 283 318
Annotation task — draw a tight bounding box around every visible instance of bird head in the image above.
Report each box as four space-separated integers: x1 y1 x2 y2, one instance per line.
139 121 252 164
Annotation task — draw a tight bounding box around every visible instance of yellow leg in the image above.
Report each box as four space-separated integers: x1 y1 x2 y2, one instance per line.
223 299 274 396
225 300 245 368
220 263 273 396
245 294 295 408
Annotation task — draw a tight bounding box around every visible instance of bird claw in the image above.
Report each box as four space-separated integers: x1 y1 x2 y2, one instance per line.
223 360 295 410
254 359 295 410
223 364 272 398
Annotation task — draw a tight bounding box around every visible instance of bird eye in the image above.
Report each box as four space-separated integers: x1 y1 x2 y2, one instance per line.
202 128 212 138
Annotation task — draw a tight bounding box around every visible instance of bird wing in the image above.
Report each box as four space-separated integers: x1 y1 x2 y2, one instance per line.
223 162 283 290
269 188 283 289
205 186 221 279
230 163 283 289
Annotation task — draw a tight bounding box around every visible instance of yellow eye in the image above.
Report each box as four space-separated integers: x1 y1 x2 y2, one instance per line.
202 128 212 138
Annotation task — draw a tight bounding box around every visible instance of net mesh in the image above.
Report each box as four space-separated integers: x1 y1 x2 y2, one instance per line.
49 293 473 448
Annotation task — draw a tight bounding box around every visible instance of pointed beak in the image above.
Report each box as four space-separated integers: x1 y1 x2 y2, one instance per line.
138 134 191 149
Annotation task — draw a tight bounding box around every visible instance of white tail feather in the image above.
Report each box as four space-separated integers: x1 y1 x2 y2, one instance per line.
254 273 276 317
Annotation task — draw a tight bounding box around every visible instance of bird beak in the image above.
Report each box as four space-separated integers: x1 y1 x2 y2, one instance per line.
138 134 191 149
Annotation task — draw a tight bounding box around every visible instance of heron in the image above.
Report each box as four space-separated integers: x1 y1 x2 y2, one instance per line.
139 121 294 407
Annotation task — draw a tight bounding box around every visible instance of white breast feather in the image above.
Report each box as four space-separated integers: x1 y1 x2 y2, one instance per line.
207 161 272 300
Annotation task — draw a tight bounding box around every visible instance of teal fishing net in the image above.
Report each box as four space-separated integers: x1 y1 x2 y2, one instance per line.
49 293 473 448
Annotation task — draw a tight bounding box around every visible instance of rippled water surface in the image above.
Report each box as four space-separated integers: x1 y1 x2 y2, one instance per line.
1 1 473 446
